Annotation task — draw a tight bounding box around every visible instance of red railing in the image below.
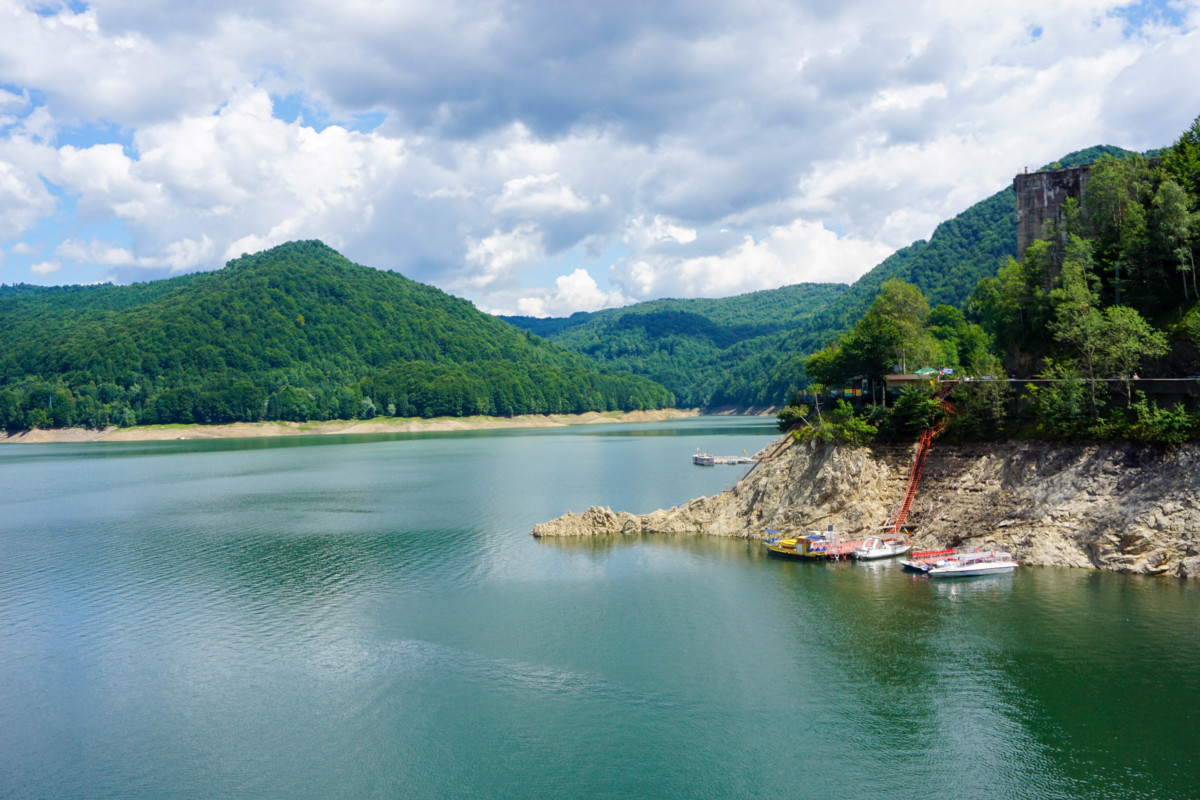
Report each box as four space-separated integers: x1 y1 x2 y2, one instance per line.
884 397 956 536
910 548 955 559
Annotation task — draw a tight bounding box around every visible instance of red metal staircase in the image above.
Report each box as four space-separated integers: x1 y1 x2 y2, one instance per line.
884 398 954 536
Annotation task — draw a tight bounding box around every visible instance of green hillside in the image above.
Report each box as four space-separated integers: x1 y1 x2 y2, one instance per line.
508 146 1141 408
781 117 1200 445
502 283 847 407
0 241 672 429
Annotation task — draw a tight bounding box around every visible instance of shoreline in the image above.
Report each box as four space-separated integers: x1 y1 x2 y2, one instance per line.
531 438 1200 580
1 408 700 444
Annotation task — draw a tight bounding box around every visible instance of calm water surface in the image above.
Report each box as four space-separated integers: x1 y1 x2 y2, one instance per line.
1 417 1197 799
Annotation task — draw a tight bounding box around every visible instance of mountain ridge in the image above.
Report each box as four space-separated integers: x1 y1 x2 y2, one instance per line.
505 145 1144 407
0 240 672 429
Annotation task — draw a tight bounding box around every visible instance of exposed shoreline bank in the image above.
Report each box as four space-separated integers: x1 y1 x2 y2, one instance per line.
1 407 699 444
532 437 1200 580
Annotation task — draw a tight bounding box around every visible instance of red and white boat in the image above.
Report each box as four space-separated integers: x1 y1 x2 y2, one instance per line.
901 548 1017 577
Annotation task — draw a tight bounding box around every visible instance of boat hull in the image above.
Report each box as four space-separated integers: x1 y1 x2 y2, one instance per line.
904 550 1018 577
764 532 841 560
926 562 1016 578
853 537 911 560
765 541 828 560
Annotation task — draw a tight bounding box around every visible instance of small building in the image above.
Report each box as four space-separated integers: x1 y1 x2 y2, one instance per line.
885 374 927 389
885 368 940 390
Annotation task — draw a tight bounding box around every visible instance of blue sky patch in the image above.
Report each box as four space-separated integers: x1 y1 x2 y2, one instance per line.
1114 0 1188 33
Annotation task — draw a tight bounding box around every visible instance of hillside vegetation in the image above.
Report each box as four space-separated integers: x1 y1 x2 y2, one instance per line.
504 283 846 407
784 118 1200 444
0 241 672 429
506 146 1140 409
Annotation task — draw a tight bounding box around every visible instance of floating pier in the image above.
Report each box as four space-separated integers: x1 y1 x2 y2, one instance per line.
692 450 759 466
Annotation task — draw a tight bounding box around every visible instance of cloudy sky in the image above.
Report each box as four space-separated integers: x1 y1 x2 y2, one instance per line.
2 0 1199 316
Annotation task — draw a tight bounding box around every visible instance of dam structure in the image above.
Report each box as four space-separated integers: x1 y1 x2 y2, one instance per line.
1013 164 1091 259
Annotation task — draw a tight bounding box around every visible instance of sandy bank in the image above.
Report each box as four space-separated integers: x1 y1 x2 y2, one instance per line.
2 408 699 444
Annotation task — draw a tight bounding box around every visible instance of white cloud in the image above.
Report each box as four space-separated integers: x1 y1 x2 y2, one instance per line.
38 88 406 276
0 0 1198 310
612 219 895 299
30 259 61 276
0 89 30 133
493 173 599 215
462 224 545 288
624 215 698 250
55 238 139 266
495 268 630 317
0 156 56 239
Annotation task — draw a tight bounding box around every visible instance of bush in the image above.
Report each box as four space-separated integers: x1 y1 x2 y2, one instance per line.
791 400 878 445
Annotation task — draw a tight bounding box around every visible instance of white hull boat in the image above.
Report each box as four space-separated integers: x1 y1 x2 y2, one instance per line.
902 549 1017 577
853 536 911 560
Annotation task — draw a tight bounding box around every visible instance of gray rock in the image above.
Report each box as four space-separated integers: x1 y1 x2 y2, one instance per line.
531 437 1200 580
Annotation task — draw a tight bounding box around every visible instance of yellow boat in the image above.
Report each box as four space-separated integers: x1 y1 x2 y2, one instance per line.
764 531 835 560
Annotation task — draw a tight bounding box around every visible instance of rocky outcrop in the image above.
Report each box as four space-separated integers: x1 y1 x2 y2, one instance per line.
531 438 1200 579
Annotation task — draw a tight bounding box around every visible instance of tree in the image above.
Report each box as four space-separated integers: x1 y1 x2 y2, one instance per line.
1084 155 1152 306
946 378 1011 441
1100 306 1168 407
1048 235 1105 414
1151 177 1198 300
978 245 1055 357
1162 113 1200 201
865 278 931 373
1051 304 1107 415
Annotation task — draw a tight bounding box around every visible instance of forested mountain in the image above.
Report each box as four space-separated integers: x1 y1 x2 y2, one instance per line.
0 241 671 429
1 145 1157 430
508 146 1141 408
503 283 847 407
784 117 1200 444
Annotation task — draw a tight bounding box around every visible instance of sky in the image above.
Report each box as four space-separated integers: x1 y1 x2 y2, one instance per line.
1 0 1199 317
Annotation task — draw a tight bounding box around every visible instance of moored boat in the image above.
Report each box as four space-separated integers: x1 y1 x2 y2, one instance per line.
853 536 911 560
692 452 715 466
903 549 1017 577
765 531 837 560
900 548 955 572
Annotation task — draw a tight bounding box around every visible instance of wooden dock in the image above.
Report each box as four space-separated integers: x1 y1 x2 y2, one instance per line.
823 538 869 559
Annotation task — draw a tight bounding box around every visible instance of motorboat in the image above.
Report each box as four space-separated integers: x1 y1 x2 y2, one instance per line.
853 536 911 560
902 549 1017 577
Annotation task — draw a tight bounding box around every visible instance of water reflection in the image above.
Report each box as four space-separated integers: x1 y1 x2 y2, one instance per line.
928 572 1015 600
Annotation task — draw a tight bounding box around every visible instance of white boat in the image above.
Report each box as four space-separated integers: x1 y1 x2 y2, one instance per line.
904 549 1017 577
853 536 911 560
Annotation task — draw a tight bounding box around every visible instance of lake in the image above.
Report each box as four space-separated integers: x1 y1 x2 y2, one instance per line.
1 417 1197 799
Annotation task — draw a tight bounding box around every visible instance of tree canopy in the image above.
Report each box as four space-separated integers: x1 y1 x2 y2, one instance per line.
0 241 672 430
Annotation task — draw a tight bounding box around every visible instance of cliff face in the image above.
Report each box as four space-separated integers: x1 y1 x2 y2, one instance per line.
531 438 1200 579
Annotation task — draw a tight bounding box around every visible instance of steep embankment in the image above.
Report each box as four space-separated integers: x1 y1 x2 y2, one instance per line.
531 438 1200 579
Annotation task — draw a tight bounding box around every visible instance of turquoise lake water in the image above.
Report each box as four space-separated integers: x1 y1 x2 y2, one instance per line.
2 417 1198 799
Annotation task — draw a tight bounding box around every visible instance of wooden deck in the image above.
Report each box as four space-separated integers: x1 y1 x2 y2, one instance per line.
824 539 869 559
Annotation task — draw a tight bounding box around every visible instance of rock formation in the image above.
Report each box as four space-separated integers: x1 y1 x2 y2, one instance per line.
531 437 1200 579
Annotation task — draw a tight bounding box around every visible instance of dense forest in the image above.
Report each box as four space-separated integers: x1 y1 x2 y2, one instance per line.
782 117 1200 444
503 283 847 407
0 241 672 430
506 146 1138 408
1 128 1183 434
